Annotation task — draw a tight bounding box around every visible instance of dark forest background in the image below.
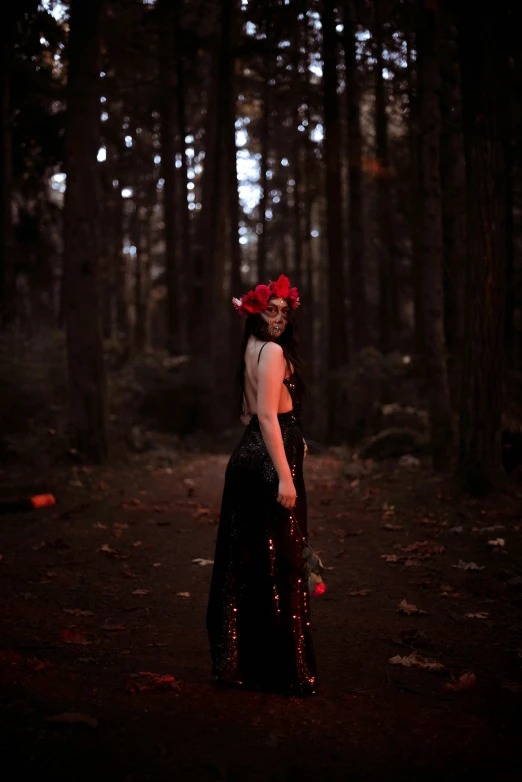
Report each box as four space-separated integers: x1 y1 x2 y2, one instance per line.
1 0 521 491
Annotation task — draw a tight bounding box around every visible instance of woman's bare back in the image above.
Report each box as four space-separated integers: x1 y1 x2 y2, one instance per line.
243 335 293 416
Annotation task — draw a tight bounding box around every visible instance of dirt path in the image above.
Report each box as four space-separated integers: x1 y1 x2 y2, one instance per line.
0 453 521 781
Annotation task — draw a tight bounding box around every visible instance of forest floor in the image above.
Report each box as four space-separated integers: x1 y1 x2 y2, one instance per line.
0 450 521 781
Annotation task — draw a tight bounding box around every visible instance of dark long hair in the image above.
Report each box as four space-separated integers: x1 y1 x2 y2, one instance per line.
236 308 306 416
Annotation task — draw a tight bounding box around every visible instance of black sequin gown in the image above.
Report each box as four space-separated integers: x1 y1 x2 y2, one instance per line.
206 371 318 697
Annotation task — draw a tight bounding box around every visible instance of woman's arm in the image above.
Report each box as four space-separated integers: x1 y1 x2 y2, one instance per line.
257 342 296 509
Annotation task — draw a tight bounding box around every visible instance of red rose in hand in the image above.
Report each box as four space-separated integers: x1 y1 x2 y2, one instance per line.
313 581 326 596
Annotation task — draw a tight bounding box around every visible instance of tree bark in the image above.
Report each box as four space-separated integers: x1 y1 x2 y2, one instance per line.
417 0 453 469
374 17 397 355
257 17 272 285
176 49 190 353
62 0 108 462
199 0 234 431
406 23 424 361
0 8 16 327
455 3 507 490
322 0 348 438
133 199 146 352
159 8 182 354
440 4 466 408
343 0 367 352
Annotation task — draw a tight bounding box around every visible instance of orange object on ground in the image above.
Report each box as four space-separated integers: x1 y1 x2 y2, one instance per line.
30 494 56 509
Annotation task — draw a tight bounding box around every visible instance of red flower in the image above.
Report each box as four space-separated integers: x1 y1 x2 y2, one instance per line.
254 284 271 306
269 274 291 299
242 289 267 314
312 581 326 597
287 287 300 309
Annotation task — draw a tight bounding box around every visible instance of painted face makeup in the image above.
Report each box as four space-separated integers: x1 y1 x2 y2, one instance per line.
261 296 290 337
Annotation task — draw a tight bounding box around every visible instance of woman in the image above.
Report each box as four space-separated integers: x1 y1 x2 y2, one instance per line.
206 274 318 697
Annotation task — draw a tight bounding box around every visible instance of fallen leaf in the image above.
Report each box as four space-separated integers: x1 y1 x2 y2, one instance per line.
183 478 196 497
193 507 211 518
397 599 427 616
389 651 443 670
98 543 119 555
487 538 505 547
63 608 94 617
464 612 489 619
98 543 130 560
132 589 150 596
502 681 522 692
46 712 98 728
347 589 371 597
152 562 162 567
444 672 476 692
191 558 214 566
176 592 191 597
93 522 108 529
452 560 485 571
132 540 143 548
125 671 181 694
383 524 403 530
381 554 400 563
61 629 92 646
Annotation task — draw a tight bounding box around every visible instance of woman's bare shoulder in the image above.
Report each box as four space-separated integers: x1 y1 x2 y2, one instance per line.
259 341 283 358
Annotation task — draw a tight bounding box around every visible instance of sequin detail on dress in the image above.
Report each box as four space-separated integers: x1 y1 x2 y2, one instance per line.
206 370 318 697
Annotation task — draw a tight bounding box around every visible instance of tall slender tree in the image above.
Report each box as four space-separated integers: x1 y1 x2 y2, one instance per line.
0 7 17 327
62 0 108 461
374 15 397 354
159 0 182 354
440 4 465 407
417 0 453 469
322 0 347 436
343 0 367 352
456 3 507 489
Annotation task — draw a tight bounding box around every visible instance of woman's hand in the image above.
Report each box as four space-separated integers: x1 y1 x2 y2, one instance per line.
240 413 252 426
277 475 297 509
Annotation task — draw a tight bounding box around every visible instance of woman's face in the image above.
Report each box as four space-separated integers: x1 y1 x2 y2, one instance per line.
261 296 290 338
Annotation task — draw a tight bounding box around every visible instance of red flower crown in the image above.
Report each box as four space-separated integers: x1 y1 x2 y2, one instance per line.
232 274 300 318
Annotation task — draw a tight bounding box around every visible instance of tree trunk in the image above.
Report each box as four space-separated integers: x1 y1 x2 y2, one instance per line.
440 4 466 409
113 175 129 348
322 0 348 439
199 0 234 431
374 16 397 355
456 4 507 491
62 0 108 462
257 32 271 284
406 24 424 362
0 8 15 327
176 49 190 353
343 0 367 352
133 199 146 352
226 27 241 411
417 0 453 469
159 10 182 355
